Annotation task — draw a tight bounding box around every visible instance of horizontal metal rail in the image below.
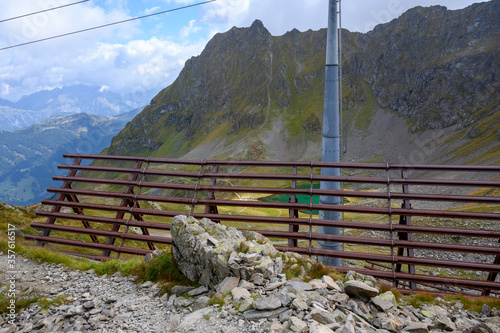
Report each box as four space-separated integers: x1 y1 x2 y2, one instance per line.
45 187 500 221
37 206 500 239
52 176 500 204
57 164 500 188
62 154 500 172
31 154 500 296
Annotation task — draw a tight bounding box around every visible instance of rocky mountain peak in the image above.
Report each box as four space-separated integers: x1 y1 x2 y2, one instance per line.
107 1 499 165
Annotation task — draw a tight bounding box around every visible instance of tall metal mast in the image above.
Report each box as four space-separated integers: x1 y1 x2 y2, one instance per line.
318 0 341 267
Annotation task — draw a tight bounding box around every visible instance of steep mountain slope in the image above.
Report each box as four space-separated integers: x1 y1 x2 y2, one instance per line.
0 109 142 205
106 2 499 165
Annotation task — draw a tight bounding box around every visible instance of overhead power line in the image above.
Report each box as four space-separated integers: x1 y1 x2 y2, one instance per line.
0 0 216 51
0 0 90 23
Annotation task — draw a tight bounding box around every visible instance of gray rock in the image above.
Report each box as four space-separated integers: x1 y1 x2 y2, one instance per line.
177 307 213 330
309 308 337 325
171 285 196 296
322 275 342 292
343 280 379 299
231 287 251 302
242 307 288 321
371 291 397 311
309 322 335 333
0 325 17 333
481 304 492 317
253 296 282 310
217 277 240 295
405 322 430 333
173 296 196 308
291 298 309 311
434 315 456 332
192 296 211 310
188 286 209 296
250 273 265 286
286 280 313 292
279 309 293 323
289 316 308 333
171 216 283 288
380 313 404 332
238 298 254 313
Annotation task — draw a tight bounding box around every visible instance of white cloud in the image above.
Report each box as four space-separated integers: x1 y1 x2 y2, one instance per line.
180 19 202 38
0 0 485 102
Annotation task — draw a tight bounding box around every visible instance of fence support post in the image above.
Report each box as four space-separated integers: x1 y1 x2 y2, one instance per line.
39 157 101 245
396 169 417 290
205 165 219 222
288 167 299 247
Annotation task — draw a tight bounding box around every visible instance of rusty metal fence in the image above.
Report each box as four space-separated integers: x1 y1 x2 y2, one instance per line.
26 154 500 296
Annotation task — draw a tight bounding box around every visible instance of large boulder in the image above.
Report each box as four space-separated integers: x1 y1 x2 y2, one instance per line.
171 215 283 288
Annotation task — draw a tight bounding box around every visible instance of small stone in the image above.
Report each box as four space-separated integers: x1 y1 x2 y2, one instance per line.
405 322 429 333
242 307 288 321
0 325 17 333
435 315 456 332
381 313 404 332
174 296 196 308
82 300 95 309
309 322 335 333
171 285 196 296
343 280 379 299
371 291 397 311
309 279 328 290
239 298 254 312
188 286 209 296
286 281 313 292
231 287 251 302
279 309 293 323
291 298 309 312
309 308 337 325
239 280 255 289
481 304 492 317
217 277 240 294
140 280 154 288
322 275 342 292
289 316 308 333
253 296 282 310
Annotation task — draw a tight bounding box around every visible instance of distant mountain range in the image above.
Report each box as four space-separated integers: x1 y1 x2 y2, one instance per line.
0 84 156 131
0 109 143 205
106 1 499 166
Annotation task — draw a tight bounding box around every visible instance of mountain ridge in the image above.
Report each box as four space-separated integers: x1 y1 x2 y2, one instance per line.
0 109 142 205
0 84 155 131
101 2 499 165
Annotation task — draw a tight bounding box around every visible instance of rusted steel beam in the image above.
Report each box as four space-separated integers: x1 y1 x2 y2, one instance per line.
31 223 172 244
249 229 500 256
38 200 500 238
25 234 153 255
40 158 102 244
333 266 500 292
273 245 500 272
56 164 500 188
277 247 500 290
60 250 115 261
61 154 500 172
44 187 500 221
53 175 500 204
36 211 172 230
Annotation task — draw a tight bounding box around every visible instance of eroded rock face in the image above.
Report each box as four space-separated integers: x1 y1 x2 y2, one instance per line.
171 215 283 288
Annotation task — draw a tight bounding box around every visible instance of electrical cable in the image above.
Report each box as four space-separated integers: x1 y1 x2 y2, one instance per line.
0 0 216 51
0 0 90 23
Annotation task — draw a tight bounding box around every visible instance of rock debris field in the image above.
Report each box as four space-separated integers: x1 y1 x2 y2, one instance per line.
1 215 499 333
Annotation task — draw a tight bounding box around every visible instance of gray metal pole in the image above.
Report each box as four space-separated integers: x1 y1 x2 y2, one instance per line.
318 0 341 267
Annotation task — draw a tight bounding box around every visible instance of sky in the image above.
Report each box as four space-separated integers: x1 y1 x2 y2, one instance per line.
0 0 487 103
